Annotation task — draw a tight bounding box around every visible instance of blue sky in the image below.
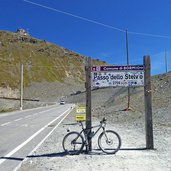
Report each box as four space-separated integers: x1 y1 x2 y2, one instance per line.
0 0 171 75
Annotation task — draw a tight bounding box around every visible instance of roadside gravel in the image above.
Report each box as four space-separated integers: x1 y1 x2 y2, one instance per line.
18 105 171 171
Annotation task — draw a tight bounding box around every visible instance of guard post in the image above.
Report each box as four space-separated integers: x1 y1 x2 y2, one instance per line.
144 55 154 149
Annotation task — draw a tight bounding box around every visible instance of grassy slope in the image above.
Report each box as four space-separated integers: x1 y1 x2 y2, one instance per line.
0 30 106 89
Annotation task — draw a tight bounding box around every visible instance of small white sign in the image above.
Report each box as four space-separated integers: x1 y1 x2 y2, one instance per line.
91 71 144 87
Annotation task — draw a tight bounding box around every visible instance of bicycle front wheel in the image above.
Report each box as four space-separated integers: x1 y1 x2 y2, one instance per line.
98 130 121 154
62 131 84 155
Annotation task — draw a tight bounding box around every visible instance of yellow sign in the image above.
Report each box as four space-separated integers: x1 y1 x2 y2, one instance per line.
75 106 86 121
75 114 86 121
76 107 86 113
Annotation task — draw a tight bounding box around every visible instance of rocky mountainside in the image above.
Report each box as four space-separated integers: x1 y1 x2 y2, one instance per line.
0 30 106 100
67 72 171 125
0 30 106 88
0 29 107 112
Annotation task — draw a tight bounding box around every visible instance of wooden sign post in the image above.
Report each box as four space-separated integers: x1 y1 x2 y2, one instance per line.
144 56 154 149
85 56 154 152
85 57 92 152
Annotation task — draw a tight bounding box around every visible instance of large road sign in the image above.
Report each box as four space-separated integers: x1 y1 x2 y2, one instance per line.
91 65 144 87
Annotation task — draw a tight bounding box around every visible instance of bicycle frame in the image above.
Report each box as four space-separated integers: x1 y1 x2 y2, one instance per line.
78 121 106 144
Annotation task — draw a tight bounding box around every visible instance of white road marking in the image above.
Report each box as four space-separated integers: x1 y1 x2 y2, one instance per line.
28 108 71 154
14 107 72 171
1 106 57 126
0 107 72 166
14 118 22 122
1 122 11 126
21 124 28 127
25 115 31 118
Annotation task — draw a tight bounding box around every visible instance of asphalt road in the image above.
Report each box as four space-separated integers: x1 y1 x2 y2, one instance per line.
0 104 74 171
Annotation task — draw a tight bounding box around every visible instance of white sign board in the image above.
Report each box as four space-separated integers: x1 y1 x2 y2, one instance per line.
91 71 144 87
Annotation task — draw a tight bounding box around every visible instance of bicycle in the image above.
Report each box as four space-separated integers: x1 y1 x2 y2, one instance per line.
62 117 121 155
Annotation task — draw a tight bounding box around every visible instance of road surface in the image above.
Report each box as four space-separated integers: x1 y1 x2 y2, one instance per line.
0 104 74 171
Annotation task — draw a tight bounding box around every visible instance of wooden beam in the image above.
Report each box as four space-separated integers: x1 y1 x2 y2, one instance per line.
85 57 92 152
144 55 154 149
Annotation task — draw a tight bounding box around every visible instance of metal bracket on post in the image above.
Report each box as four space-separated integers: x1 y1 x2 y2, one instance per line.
144 56 154 149
85 57 92 153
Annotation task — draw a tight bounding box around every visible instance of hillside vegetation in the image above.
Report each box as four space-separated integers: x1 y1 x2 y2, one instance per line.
0 30 106 89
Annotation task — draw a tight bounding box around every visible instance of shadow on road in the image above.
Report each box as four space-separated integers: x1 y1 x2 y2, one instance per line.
27 149 108 158
27 152 67 158
120 147 156 151
120 147 147 151
26 147 150 159
63 122 78 126
0 156 24 161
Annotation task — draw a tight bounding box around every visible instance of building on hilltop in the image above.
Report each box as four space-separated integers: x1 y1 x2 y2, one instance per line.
16 28 29 36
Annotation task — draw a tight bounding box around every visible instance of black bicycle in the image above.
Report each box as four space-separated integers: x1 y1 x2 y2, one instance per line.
62 118 121 155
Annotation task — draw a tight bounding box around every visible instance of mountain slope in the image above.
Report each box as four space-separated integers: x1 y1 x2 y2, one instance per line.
0 30 106 90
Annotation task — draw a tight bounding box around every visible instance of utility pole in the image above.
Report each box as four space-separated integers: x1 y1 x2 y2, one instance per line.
20 64 23 110
125 29 131 111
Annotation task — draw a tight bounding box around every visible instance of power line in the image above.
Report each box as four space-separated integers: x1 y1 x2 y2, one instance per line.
129 31 171 39
23 0 171 39
23 0 124 33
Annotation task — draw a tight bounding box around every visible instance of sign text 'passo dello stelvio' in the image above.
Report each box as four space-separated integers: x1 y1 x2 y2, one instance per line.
93 73 143 81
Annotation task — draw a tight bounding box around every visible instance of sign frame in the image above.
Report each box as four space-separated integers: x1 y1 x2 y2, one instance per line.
91 65 144 88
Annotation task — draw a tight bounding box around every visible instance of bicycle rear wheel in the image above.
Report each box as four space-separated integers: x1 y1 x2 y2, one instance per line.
98 130 121 154
62 131 84 155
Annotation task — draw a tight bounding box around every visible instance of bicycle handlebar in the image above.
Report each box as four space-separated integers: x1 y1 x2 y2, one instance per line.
77 117 107 125
100 117 107 123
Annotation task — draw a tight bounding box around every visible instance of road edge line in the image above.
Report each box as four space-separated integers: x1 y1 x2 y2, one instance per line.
0 106 72 166
13 105 74 171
